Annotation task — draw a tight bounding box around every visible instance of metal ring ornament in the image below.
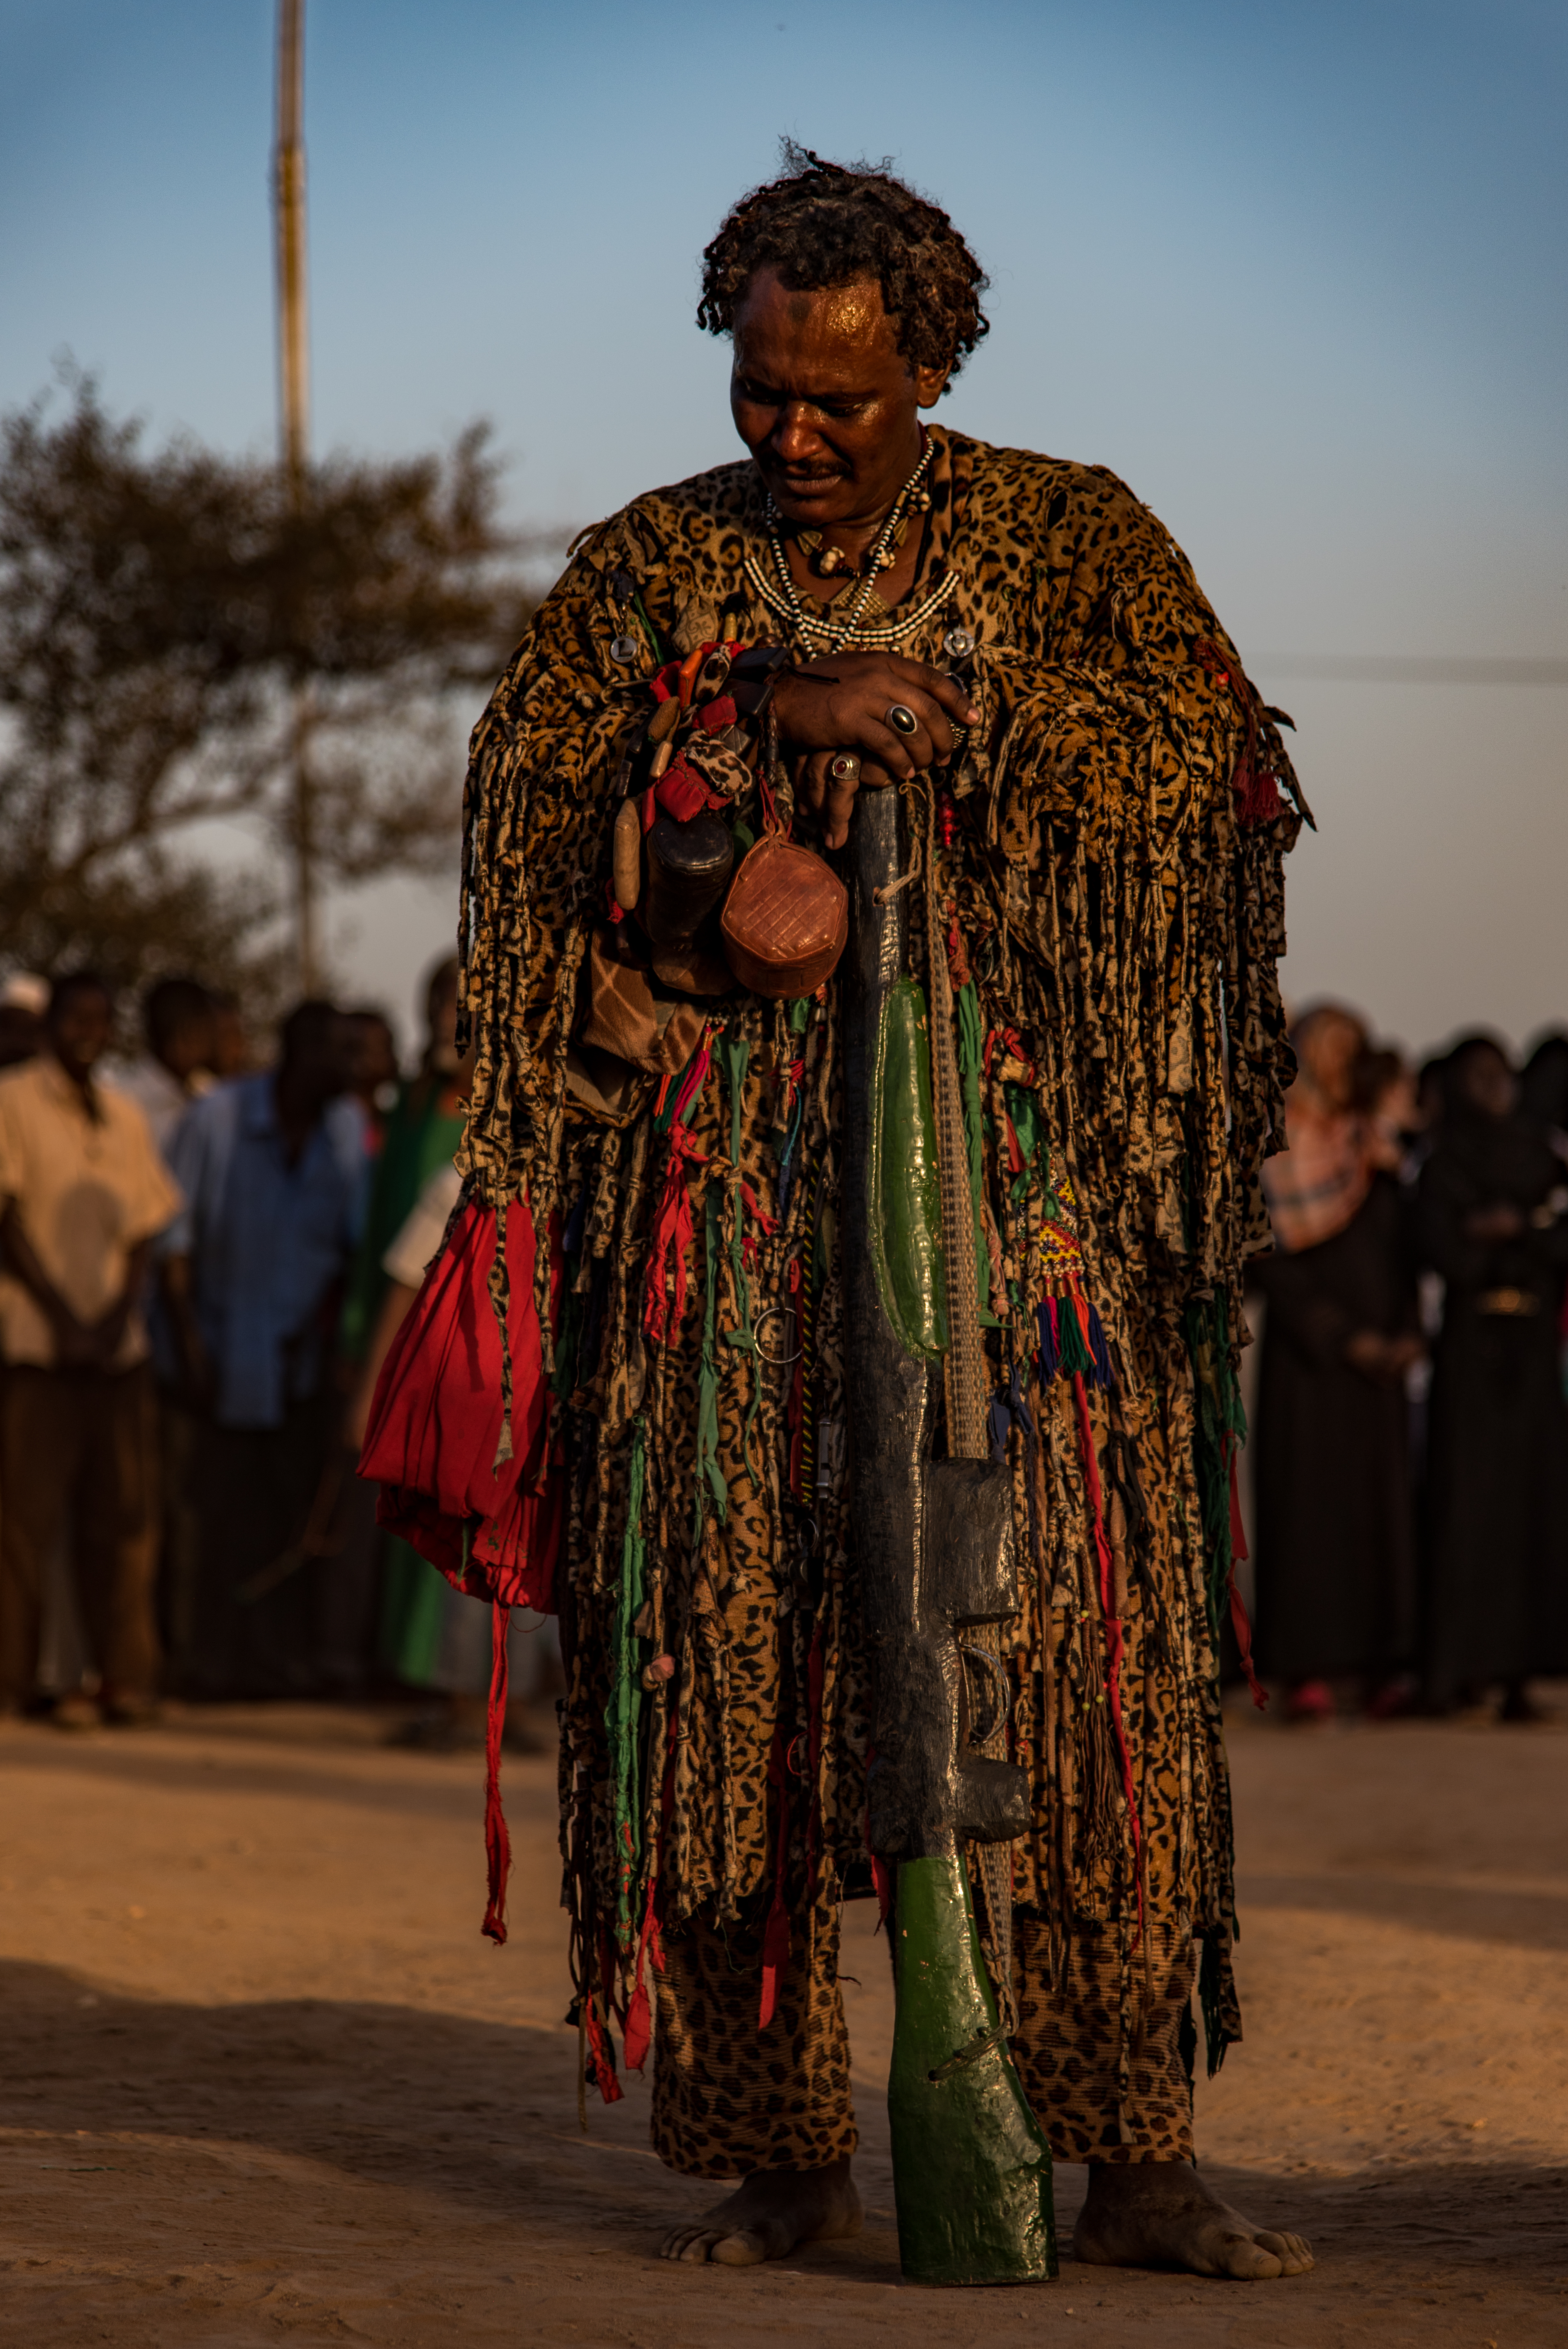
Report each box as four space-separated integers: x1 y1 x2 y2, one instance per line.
752 1303 802 1368
828 751 861 783
885 702 919 737
959 1643 1013 1748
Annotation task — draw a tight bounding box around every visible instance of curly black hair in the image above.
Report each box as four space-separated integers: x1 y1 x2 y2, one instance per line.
698 141 990 391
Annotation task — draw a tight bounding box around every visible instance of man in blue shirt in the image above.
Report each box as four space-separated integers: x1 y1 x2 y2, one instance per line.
162 1000 368 1697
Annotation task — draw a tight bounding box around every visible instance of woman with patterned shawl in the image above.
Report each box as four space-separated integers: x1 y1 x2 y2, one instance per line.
443 147 1312 2279
1253 1005 1423 1720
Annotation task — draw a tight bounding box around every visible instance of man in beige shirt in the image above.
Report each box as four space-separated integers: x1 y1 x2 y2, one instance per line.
0 971 182 1722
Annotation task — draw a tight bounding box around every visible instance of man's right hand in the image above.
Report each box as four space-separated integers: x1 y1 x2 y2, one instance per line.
159 1252 214 1410
1345 1330 1425 1381
772 652 979 849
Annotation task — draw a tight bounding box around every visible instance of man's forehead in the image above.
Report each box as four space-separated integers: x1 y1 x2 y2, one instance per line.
51 985 111 1019
733 271 900 380
733 354 891 399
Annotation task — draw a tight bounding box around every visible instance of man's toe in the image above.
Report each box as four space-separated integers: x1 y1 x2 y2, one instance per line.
1256 2228 1314 2274
661 2226 708 2261
710 2228 767 2267
1219 2231 1285 2280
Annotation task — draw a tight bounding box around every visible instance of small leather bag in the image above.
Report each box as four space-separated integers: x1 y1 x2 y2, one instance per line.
721 831 849 999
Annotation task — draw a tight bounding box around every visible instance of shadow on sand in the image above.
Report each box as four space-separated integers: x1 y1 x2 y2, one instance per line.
5 1955 1568 2303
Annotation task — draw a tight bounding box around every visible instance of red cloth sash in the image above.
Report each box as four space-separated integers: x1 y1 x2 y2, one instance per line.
359 1194 563 1615
357 1193 564 1945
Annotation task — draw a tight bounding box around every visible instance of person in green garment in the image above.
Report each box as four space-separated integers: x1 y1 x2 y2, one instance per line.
338 955 472 1695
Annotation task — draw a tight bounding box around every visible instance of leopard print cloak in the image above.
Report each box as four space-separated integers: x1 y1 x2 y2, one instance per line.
454 424 1303 2132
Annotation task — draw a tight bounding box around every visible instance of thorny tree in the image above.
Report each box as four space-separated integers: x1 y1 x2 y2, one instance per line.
0 373 545 1000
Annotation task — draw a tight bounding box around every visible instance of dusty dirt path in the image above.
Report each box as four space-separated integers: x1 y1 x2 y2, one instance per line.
3 1699 1567 2346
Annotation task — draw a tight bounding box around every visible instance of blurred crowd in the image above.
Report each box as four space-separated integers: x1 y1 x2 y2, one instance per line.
0 954 1562 1743
1249 1008 1568 1723
0 959 556 1746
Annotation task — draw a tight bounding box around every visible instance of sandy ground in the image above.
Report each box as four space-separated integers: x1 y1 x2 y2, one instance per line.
4 1698 1568 2348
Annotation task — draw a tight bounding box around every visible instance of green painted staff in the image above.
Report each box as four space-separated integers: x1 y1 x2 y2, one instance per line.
841 782 1056 2288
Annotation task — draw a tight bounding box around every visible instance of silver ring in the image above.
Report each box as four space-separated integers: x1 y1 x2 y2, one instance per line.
753 1304 801 1368
886 703 919 737
828 752 861 783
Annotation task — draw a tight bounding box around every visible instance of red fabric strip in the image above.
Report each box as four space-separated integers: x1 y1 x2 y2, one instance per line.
622 1871 661 2074
1194 636 1284 827
481 1600 512 1944
360 1197 565 1615
786 1253 805 1503
642 1123 708 1347
758 1720 792 2030
622 1709 679 2074
584 1998 625 2106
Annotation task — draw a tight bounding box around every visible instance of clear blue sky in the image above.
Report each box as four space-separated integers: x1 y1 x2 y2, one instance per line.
3 0 1564 1057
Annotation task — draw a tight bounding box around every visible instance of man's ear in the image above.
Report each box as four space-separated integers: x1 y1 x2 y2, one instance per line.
915 356 953 409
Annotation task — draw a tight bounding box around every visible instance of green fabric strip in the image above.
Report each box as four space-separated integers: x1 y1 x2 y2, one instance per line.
1056 1295 1093 1380
956 982 999 1326
718 1024 749 1171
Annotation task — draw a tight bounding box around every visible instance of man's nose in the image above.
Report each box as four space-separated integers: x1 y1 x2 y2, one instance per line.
771 404 824 463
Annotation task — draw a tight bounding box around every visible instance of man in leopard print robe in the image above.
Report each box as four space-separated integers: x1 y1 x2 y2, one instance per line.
454 147 1313 2281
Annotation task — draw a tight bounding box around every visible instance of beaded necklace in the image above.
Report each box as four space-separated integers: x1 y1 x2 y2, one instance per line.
747 437 958 654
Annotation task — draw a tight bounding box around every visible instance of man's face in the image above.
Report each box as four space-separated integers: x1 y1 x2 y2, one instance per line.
47 985 113 1083
1300 1011 1365 1112
163 1012 217 1085
290 1013 356 1110
729 269 948 530
1459 1044 1517 1121
347 1014 397 1101
210 1004 249 1078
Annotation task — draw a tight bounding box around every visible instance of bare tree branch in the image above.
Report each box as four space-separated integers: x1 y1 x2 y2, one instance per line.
0 371 550 995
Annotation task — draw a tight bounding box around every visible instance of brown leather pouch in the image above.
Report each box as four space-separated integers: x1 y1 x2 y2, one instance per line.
720 834 849 999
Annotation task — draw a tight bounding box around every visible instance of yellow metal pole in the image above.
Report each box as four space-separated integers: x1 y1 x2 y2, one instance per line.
274 0 316 993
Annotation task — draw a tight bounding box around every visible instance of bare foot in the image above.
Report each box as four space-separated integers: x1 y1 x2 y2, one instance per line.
1074 2160 1313 2280
660 2156 862 2267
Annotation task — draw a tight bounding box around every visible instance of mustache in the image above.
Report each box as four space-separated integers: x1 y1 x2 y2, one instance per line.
768 462 847 484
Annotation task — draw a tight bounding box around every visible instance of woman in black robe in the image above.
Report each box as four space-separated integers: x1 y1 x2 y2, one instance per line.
1418 1036 1568 1717
1522 1030 1568 1135
1252 1008 1423 1717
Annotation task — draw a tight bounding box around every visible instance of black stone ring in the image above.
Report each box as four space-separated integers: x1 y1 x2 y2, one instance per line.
886 703 919 737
